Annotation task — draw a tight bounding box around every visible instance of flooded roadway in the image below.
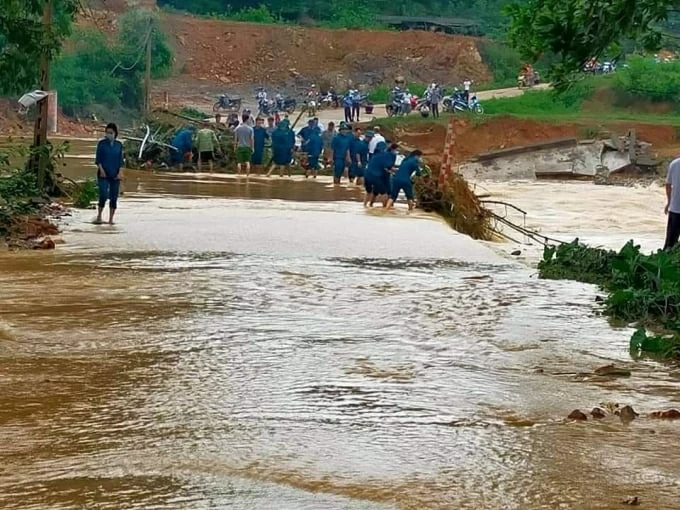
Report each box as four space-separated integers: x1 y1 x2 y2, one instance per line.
1 140 680 509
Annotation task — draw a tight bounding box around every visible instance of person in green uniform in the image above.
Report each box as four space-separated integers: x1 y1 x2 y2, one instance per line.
196 123 219 172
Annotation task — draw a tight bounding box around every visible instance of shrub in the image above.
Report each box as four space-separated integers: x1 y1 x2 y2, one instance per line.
477 39 523 88
539 240 680 359
52 10 173 116
613 56 680 104
71 179 99 209
231 5 278 23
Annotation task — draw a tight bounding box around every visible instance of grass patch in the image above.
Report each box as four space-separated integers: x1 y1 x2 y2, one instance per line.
368 84 427 104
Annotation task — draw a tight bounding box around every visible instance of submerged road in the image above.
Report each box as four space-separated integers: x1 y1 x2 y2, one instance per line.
1 153 679 509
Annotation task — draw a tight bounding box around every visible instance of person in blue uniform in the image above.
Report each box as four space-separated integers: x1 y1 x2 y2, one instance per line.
342 93 353 123
305 126 323 179
350 127 369 184
331 123 353 184
251 117 269 174
382 143 399 199
298 119 314 150
170 126 194 170
363 141 395 207
387 150 423 210
95 122 124 225
267 119 294 178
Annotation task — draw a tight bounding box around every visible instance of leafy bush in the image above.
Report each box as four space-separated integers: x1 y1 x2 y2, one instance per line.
613 56 680 104
71 179 98 209
52 10 173 116
180 107 210 119
539 239 680 358
231 4 278 23
477 39 523 88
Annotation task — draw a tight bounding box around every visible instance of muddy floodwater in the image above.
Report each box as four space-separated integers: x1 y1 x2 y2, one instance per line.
1 140 680 509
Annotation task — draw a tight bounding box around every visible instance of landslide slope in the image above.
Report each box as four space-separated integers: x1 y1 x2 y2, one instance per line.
162 13 490 88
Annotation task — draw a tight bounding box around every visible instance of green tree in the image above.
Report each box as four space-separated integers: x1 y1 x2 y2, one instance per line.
0 0 79 94
505 0 671 87
51 9 174 116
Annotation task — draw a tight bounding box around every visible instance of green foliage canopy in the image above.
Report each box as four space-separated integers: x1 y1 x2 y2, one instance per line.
51 10 173 116
505 0 673 88
0 0 79 94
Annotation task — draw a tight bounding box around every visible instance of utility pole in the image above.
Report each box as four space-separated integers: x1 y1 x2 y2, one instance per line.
33 0 53 189
144 19 152 116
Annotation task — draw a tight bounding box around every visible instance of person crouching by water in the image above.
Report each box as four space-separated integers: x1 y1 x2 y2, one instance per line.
94 123 124 225
363 141 394 207
197 122 219 172
387 150 423 211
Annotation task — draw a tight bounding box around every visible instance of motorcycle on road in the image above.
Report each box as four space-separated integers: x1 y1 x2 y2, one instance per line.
212 94 242 113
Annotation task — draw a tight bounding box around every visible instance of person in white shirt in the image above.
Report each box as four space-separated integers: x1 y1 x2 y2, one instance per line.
463 79 473 104
664 156 680 249
368 126 385 157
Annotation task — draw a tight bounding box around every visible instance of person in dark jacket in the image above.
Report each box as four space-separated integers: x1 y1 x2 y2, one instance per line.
350 127 368 184
170 126 193 170
305 127 323 179
387 150 423 210
331 123 353 184
251 117 269 174
94 122 124 225
363 141 394 207
342 94 353 123
267 119 294 178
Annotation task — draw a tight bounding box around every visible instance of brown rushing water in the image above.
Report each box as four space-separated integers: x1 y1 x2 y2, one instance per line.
1 140 680 509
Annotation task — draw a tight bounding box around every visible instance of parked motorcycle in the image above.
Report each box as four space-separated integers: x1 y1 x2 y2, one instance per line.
318 92 336 110
443 90 483 114
275 95 297 114
212 94 242 113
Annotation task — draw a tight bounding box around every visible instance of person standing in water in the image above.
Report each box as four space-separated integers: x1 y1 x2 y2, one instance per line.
267 119 294 178
94 123 124 225
305 125 323 179
350 127 368 185
363 141 393 207
664 156 680 249
387 150 423 211
251 117 269 175
331 123 353 184
234 113 255 175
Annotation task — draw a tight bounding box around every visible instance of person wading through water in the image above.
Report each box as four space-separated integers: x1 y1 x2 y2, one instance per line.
234 113 255 175
251 117 269 175
387 150 423 211
331 122 353 184
94 123 124 225
267 119 295 178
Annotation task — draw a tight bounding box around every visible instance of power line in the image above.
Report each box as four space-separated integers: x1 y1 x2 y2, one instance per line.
75 0 153 74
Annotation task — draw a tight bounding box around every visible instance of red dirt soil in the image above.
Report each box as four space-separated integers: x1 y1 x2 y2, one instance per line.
385 117 680 164
156 13 489 89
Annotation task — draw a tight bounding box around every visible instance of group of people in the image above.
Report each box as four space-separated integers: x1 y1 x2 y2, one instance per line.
164 112 426 210
298 118 424 210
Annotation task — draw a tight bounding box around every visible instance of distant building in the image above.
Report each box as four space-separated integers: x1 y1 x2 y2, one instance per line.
375 15 482 36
